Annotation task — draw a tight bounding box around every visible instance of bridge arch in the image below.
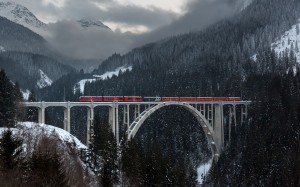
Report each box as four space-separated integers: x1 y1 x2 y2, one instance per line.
126 102 220 161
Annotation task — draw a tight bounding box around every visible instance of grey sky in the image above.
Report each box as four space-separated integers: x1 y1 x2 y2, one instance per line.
9 0 245 60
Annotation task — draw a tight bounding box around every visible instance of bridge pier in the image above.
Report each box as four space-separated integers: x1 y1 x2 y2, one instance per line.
63 102 71 132
24 101 250 163
109 102 119 144
214 104 224 153
38 102 45 124
123 105 130 130
87 107 94 146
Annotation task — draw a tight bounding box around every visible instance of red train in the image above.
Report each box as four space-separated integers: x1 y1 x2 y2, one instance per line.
79 96 241 102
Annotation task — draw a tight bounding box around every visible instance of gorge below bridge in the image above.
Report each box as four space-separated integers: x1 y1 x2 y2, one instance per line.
23 100 250 161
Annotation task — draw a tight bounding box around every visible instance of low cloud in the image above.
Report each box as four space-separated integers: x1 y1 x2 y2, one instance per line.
11 0 245 61
46 20 134 59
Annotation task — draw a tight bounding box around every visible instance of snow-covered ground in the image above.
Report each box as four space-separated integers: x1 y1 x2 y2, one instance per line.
272 20 300 63
37 69 53 89
0 122 86 150
74 66 132 93
197 159 212 184
20 122 87 149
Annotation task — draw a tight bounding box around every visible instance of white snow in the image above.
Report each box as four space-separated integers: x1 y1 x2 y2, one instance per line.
74 78 97 94
93 66 132 80
37 69 53 88
0 2 47 36
240 0 253 11
18 122 87 149
78 17 110 30
197 159 212 184
0 45 5 52
251 54 257 62
21 89 30 101
74 66 132 93
272 20 300 63
0 122 87 152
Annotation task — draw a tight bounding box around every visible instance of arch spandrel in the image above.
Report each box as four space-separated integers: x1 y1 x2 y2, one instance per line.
126 102 220 160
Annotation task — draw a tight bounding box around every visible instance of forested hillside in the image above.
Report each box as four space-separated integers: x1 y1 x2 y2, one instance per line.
0 52 76 90
35 0 300 186
0 16 49 54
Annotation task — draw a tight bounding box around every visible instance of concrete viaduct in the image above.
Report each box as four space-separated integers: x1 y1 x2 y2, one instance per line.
23 101 250 161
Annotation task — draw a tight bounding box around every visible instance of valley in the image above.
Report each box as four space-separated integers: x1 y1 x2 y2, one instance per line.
0 0 300 186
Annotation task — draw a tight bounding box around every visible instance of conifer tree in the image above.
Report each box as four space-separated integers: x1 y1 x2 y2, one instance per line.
26 89 38 122
0 129 22 170
0 70 17 127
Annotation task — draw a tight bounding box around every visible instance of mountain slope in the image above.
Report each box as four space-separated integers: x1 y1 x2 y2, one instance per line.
78 17 110 30
0 51 76 89
272 20 300 63
0 122 99 186
0 16 50 54
0 2 47 35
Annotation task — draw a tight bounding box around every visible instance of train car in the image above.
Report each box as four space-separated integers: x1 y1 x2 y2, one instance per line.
212 97 229 101
161 97 180 102
228 97 241 101
80 96 241 102
80 96 143 102
195 97 214 102
180 97 199 102
79 96 98 102
123 96 143 102
144 97 161 102
102 96 124 102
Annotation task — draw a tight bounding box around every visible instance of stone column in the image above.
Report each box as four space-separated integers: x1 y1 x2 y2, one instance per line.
214 104 224 152
109 102 119 144
38 101 45 124
64 103 71 132
87 107 94 146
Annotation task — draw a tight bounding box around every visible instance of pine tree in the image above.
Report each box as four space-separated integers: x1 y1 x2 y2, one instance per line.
26 89 38 122
0 129 22 170
91 113 119 185
14 82 25 121
0 70 17 127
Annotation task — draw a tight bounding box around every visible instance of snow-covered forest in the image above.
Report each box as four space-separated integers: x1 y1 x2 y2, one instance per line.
1 0 300 186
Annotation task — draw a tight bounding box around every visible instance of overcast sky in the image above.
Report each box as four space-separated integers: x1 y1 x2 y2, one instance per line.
9 0 244 60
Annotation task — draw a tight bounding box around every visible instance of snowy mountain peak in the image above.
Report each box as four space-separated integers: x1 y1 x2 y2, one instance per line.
0 2 46 32
77 17 110 30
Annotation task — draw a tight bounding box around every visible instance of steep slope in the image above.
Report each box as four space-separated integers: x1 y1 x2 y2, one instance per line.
0 51 76 89
272 20 300 63
0 16 49 54
92 0 299 78
0 2 47 35
0 122 99 186
78 17 110 30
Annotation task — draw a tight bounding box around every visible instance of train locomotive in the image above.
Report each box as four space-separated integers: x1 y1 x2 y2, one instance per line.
79 96 241 102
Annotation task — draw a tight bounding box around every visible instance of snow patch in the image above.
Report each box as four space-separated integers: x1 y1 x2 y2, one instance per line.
0 45 5 52
78 17 110 30
17 122 87 149
37 69 53 88
93 66 132 80
74 66 132 93
0 2 47 36
251 54 257 61
21 89 30 101
197 159 212 184
240 0 253 11
74 78 97 94
272 21 300 63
